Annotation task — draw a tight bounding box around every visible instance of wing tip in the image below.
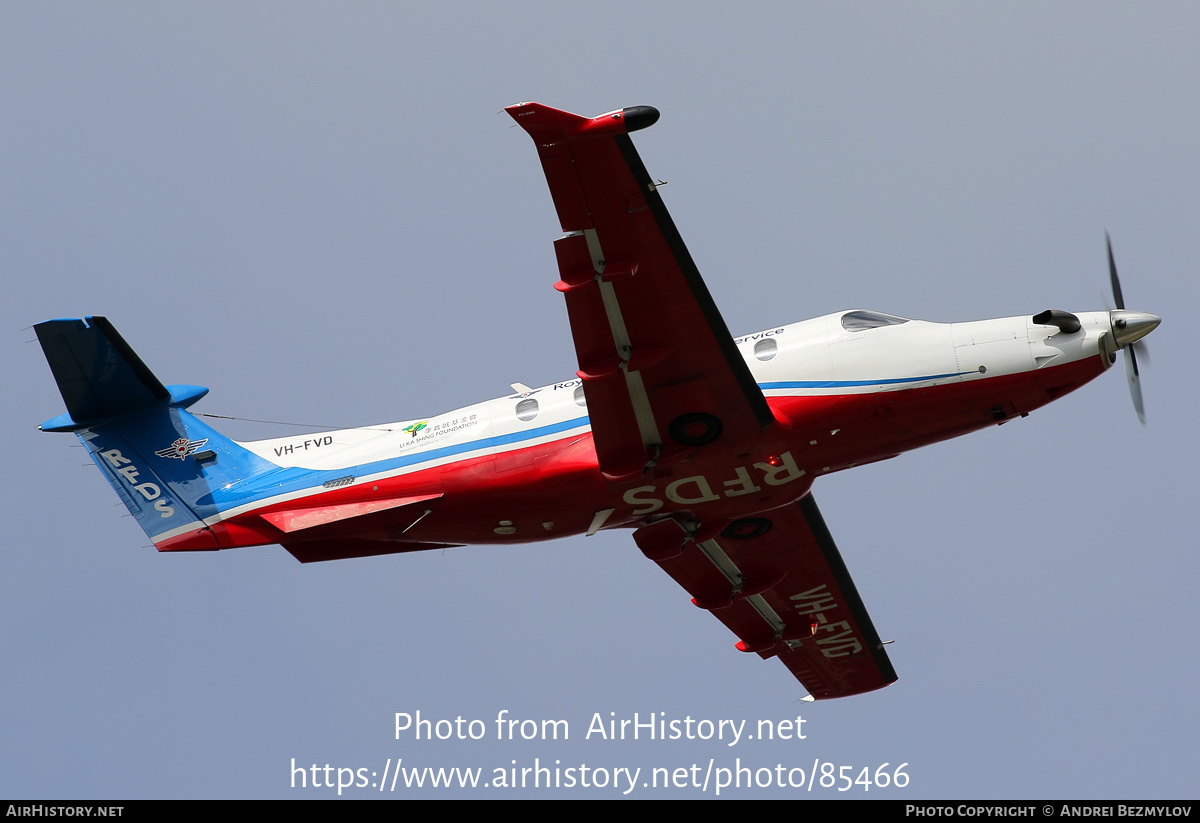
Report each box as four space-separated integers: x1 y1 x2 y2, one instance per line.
505 102 660 139
622 105 660 132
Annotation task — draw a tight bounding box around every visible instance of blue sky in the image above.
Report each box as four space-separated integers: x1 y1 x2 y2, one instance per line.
2 4 1195 798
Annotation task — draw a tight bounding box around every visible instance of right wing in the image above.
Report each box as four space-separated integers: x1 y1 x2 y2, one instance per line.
635 494 897 699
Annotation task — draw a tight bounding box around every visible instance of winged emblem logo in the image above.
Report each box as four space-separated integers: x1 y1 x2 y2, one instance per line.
155 437 208 460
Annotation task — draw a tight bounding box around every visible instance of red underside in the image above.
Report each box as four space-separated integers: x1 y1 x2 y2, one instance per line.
157 355 1106 557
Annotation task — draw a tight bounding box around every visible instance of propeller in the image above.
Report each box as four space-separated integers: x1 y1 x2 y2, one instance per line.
1105 232 1159 424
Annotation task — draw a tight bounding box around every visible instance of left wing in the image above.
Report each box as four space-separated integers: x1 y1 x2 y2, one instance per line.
635 495 897 699
507 103 774 481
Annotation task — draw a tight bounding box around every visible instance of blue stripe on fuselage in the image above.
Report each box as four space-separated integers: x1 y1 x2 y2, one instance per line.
200 414 592 514
201 372 972 518
759 372 974 390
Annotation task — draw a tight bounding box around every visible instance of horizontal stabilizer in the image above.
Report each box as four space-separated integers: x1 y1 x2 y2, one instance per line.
284 538 464 564
35 317 207 431
261 493 443 533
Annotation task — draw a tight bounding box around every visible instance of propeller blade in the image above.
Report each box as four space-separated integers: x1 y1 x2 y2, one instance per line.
1125 342 1145 424
1132 339 1150 369
1106 233 1155 424
1106 231 1126 309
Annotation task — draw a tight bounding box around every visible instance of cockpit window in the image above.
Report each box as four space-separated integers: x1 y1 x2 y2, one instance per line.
840 310 910 332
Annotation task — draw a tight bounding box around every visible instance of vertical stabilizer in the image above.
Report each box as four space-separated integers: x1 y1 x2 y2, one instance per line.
37 318 280 550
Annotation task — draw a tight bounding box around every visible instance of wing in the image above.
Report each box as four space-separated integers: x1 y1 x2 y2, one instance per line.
508 105 893 697
507 103 774 481
634 495 897 699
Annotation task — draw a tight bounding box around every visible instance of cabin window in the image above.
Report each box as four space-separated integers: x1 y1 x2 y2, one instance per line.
841 310 910 332
515 398 540 422
573 385 587 407
753 338 778 361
